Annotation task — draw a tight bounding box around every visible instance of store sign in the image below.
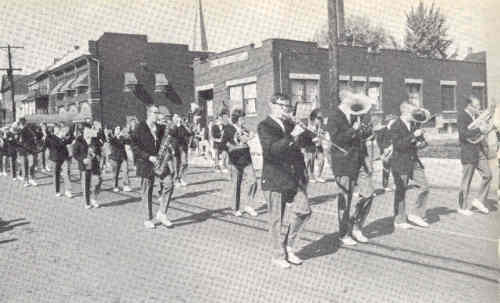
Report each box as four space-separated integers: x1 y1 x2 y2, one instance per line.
210 52 248 68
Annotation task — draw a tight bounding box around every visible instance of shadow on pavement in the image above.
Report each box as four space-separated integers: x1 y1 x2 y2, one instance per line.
102 196 142 208
424 206 456 224
188 178 229 186
309 194 337 206
172 207 231 227
363 216 395 239
0 218 30 235
297 232 340 260
174 188 222 200
0 238 18 245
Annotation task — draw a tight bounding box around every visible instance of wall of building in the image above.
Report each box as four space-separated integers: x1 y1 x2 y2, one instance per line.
96 32 206 127
194 40 275 130
194 39 487 131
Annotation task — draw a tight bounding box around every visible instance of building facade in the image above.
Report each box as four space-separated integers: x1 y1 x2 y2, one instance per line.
0 73 38 125
20 32 209 127
194 39 487 132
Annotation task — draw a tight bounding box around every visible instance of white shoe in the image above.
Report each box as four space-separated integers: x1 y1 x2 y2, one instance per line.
45 166 51 172
394 222 414 229
286 246 303 265
179 179 188 187
384 187 393 192
55 192 62 197
156 212 173 227
351 229 369 243
232 210 243 217
90 199 100 209
64 191 73 199
113 187 120 192
144 220 156 229
244 206 258 217
272 258 291 269
457 208 474 216
407 215 429 228
309 178 317 184
341 235 357 246
221 169 229 174
17 176 24 181
29 179 38 187
123 185 132 192
23 182 30 187
471 199 489 214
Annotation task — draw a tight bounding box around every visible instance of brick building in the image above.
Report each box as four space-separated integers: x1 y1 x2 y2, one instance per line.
19 32 209 127
0 73 38 125
193 39 487 132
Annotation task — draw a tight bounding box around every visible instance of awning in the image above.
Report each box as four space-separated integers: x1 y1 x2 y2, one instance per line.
23 112 79 124
73 72 89 88
50 80 67 95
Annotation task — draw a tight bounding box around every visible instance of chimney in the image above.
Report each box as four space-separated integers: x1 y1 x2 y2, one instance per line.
467 47 473 55
53 58 60 64
74 45 80 50
88 40 97 56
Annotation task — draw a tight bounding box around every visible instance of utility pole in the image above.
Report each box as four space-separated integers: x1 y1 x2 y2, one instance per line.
0 45 24 122
327 0 340 108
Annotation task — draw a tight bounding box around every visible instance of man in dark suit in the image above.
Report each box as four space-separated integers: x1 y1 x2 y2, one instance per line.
257 93 311 269
389 102 430 229
457 96 491 215
132 105 173 229
326 90 376 246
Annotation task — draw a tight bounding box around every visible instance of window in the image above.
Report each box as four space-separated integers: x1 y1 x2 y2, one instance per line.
441 85 456 111
472 86 486 109
290 79 319 105
339 80 350 93
368 81 383 111
228 82 257 115
351 81 366 95
406 83 422 107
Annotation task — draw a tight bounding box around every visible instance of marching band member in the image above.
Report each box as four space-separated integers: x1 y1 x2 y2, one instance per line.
303 109 326 183
457 96 492 215
132 105 172 229
5 125 19 180
211 114 226 173
73 124 102 209
222 108 259 217
326 90 377 245
169 114 192 187
389 102 430 228
45 123 73 198
109 126 132 192
0 128 7 176
17 118 38 187
374 115 397 191
258 93 311 268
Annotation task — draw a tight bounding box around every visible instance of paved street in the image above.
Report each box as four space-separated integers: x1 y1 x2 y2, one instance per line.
0 156 499 303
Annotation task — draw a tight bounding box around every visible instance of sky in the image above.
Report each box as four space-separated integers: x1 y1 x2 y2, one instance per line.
0 0 498 100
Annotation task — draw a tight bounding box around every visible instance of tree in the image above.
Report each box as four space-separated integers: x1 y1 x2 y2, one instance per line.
313 15 400 50
404 1 454 59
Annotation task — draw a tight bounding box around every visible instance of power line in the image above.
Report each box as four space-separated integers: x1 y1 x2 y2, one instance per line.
0 45 24 123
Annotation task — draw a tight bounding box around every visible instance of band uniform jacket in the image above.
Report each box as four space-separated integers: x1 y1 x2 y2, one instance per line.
326 107 365 179
257 116 298 192
457 109 484 165
73 136 102 174
45 133 71 163
131 121 165 179
109 136 128 162
388 118 423 176
18 126 38 156
5 132 18 157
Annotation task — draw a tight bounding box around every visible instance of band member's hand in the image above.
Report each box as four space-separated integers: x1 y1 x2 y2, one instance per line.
413 129 423 137
290 124 305 137
148 155 158 164
352 120 361 130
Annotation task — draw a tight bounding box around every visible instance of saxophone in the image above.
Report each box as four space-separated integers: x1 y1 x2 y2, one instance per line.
153 129 175 178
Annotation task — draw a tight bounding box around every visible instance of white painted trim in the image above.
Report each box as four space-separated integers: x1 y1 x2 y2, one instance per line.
405 78 423 84
226 76 257 87
472 82 485 87
210 52 249 68
440 80 457 86
368 77 383 83
289 73 320 80
352 76 367 82
195 83 214 91
339 75 350 81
